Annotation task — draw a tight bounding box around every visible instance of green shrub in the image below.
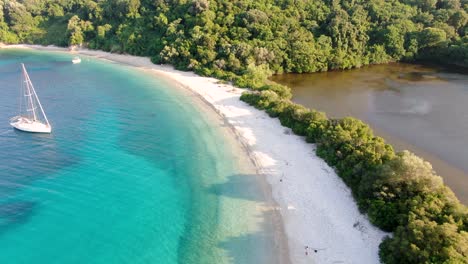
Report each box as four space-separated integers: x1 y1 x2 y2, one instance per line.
305 117 329 143
234 64 273 89
379 215 468 264
316 118 394 191
359 152 461 229
258 84 292 100
240 91 261 106
265 99 290 118
277 104 309 135
256 90 280 110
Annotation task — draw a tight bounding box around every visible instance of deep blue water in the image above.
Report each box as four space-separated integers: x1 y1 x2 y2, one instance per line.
0 50 280 263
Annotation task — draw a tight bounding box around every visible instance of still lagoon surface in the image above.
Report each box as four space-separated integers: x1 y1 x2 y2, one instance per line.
272 63 468 204
0 50 282 263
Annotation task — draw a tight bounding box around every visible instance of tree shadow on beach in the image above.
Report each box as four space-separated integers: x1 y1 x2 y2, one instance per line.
207 173 290 264
206 173 270 202
217 209 290 264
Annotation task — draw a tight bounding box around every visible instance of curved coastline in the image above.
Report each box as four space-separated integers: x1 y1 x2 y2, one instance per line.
1 44 387 263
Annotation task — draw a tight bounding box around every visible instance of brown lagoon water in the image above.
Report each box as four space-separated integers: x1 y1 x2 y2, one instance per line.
271 63 468 204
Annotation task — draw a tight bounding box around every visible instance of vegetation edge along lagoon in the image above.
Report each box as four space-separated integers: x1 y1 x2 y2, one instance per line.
271 63 468 204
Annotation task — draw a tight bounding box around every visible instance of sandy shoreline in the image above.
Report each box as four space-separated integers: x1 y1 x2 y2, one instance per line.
2 44 388 263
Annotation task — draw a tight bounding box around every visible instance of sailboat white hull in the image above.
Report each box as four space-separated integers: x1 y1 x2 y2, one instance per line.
10 116 51 133
11 64 52 133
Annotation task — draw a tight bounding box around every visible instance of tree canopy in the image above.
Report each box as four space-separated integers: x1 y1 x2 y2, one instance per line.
0 0 466 73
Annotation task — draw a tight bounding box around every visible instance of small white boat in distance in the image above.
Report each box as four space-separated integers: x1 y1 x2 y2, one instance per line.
72 56 81 64
10 63 52 133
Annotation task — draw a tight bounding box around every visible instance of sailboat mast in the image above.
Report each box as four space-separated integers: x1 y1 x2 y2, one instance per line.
21 63 37 121
21 64 50 126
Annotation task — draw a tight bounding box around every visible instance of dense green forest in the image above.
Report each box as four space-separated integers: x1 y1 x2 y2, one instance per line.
0 0 467 263
0 0 467 75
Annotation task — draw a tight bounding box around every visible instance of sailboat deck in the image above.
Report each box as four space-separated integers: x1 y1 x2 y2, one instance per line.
10 116 51 133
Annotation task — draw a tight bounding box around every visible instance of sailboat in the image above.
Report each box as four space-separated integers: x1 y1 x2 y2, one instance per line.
10 63 52 133
72 56 81 64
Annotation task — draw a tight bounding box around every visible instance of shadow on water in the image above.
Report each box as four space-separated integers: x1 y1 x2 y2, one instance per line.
0 130 65 238
0 130 73 198
213 174 289 264
176 173 288 264
207 174 268 202
218 209 288 264
0 200 38 236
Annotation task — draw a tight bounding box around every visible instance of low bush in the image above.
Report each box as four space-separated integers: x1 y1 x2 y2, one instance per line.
258 84 292 100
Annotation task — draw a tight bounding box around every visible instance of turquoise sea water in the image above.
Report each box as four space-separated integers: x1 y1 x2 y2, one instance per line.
0 50 282 263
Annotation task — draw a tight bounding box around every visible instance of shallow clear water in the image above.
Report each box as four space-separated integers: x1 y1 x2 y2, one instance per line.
0 50 282 263
272 63 468 203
